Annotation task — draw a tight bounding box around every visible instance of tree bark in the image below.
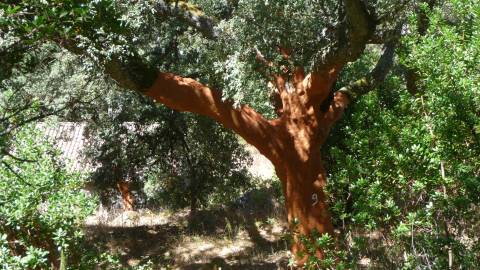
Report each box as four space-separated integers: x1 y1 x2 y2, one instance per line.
144 72 283 162
105 18 393 262
117 181 135 211
275 154 334 261
30 0 405 265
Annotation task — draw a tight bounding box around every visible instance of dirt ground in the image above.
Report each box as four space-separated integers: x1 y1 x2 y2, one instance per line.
84 194 291 270
81 141 292 269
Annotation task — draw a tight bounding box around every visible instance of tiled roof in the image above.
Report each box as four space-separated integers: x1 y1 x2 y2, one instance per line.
39 122 87 171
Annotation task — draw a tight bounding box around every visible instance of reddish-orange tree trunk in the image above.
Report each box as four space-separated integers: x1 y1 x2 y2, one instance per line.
274 153 334 260
143 68 350 262
117 181 135 211
54 0 394 264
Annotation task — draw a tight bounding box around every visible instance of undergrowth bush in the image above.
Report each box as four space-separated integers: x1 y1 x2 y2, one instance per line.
0 125 101 269
288 221 349 270
323 1 480 268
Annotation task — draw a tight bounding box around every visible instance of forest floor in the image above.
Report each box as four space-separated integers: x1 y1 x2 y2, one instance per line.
84 191 291 270
83 142 290 269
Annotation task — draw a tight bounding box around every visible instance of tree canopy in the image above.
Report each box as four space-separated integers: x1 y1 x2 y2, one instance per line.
1 0 479 268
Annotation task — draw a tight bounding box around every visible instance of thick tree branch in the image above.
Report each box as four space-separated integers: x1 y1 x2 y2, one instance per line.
337 40 397 102
144 72 281 161
61 41 280 160
255 47 288 116
344 0 375 46
321 39 398 130
307 0 377 103
305 68 341 106
313 0 376 74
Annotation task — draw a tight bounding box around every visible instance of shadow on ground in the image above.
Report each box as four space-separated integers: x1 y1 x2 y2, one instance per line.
84 187 291 269
179 256 285 270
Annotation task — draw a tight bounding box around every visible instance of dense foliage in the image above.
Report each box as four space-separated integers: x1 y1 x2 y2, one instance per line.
325 1 480 267
0 125 97 269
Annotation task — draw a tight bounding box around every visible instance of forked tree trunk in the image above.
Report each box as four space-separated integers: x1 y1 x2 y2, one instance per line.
143 69 348 265
59 0 391 264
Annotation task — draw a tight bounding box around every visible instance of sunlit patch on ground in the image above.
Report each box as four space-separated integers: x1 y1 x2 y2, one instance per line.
173 232 254 265
84 204 290 269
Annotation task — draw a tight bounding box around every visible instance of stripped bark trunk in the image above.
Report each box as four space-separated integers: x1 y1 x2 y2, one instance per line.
117 181 135 211
275 157 334 260
58 7 380 261
46 0 405 265
143 68 348 263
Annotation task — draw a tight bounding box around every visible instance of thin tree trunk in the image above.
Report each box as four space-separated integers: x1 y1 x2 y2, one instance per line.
59 250 67 270
117 181 135 211
190 189 198 215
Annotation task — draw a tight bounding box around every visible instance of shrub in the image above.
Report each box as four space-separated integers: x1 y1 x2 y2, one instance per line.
0 125 97 269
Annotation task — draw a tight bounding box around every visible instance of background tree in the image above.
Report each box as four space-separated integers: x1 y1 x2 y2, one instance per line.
78 88 252 213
